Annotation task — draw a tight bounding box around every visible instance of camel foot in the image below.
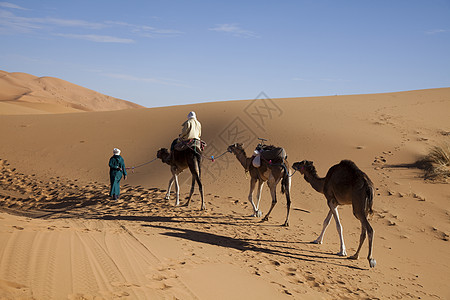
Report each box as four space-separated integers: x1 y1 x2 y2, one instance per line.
369 258 376 268
347 254 359 260
181 202 190 207
282 221 289 227
251 210 263 217
336 250 347 257
251 211 262 217
311 239 322 244
261 216 269 222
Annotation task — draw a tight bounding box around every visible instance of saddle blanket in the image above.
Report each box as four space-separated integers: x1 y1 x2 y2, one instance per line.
174 139 206 152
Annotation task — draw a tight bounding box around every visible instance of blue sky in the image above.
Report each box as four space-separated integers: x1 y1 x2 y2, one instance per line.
1 0 449 107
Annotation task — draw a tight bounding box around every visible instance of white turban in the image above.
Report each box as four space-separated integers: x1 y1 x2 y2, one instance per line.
187 111 196 119
113 148 121 155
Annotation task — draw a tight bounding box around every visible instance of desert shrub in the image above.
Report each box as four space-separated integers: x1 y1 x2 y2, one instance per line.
419 143 450 182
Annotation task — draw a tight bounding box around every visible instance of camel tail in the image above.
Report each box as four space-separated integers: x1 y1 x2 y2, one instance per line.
281 160 289 195
366 182 374 215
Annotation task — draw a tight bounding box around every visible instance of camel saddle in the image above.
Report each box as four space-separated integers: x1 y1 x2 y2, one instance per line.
253 145 286 167
174 138 206 153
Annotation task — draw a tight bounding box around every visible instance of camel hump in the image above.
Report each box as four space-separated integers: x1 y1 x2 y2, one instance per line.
336 160 374 187
339 159 360 171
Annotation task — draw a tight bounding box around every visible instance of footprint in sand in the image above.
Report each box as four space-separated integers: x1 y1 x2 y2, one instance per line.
283 266 307 285
431 227 449 241
373 155 387 166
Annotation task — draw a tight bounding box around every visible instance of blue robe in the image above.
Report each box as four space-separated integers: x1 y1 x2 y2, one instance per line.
109 155 127 197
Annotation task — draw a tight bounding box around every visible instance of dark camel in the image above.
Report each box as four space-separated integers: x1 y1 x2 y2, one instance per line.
157 147 205 210
227 143 292 226
292 160 376 268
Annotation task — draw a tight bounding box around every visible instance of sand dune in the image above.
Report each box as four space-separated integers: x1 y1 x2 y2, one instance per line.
0 70 143 114
0 83 449 299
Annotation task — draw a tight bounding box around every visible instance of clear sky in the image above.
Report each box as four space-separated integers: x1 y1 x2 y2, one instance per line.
1 0 449 108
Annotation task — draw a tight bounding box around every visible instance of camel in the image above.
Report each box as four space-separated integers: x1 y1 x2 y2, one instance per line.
227 143 292 226
157 147 205 210
292 160 376 268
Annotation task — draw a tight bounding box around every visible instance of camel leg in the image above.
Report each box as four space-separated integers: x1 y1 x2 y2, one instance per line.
262 181 277 222
255 180 264 217
348 193 376 267
185 158 205 210
193 155 205 210
174 174 180 206
329 202 347 256
282 175 291 227
349 217 375 266
165 176 174 200
364 216 376 267
247 177 259 217
184 176 196 207
312 210 333 244
196 172 205 210
349 224 366 260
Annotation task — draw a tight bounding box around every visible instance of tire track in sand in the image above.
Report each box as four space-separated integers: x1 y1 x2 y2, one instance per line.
0 229 61 299
0 218 198 299
68 218 198 299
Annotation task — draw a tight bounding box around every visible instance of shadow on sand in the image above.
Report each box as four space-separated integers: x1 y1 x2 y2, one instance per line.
143 223 366 271
0 178 367 271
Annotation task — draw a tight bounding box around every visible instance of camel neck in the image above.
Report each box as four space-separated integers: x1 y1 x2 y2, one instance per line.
304 173 325 193
233 150 252 171
161 155 172 165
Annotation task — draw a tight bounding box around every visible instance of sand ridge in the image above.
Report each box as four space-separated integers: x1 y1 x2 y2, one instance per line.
0 70 144 114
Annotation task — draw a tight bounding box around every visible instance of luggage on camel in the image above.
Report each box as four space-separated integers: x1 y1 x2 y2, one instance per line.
252 144 286 168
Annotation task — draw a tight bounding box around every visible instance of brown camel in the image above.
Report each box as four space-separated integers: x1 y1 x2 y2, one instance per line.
292 160 376 268
227 143 292 226
157 147 205 210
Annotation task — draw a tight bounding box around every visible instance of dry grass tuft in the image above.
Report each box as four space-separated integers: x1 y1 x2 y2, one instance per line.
419 143 450 182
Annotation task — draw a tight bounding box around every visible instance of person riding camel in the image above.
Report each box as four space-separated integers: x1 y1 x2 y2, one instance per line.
180 111 201 141
171 111 202 151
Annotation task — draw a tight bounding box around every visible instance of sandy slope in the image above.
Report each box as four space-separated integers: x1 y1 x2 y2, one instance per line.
0 70 143 114
0 87 449 299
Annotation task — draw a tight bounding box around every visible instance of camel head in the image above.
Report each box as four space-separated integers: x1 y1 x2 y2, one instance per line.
292 160 315 175
227 143 244 154
157 148 170 162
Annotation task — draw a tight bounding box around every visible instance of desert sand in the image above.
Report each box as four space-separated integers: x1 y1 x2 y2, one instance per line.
0 71 449 299
0 70 143 114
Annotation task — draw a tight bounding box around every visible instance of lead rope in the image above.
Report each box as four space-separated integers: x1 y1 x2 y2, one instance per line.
125 157 158 173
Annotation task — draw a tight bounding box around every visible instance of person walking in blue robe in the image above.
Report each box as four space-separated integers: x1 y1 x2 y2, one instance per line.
109 148 127 200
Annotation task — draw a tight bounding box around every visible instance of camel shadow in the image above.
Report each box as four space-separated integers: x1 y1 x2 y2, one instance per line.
144 224 366 270
79 211 254 226
238 237 337 256
102 214 242 223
